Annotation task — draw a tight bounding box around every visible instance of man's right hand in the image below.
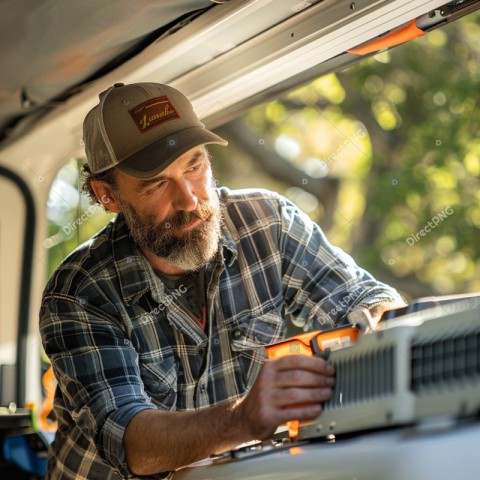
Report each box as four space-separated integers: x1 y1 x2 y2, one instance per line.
237 355 335 440
125 355 334 475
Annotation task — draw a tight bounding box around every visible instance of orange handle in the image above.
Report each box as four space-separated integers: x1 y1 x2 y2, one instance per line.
39 366 58 432
347 20 426 55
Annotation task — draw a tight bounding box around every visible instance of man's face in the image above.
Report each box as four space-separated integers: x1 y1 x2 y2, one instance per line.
112 146 221 272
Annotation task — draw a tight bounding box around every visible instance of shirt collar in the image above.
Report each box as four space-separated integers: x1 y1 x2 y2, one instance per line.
217 188 237 267
219 221 237 267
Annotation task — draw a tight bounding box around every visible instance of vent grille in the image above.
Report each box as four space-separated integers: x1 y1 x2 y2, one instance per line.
326 346 395 409
411 330 480 392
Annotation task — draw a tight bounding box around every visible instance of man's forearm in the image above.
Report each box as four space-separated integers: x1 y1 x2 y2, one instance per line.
124 354 335 476
124 400 247 476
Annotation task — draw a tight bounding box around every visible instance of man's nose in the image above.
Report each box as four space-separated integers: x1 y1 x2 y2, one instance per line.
172 179 198 211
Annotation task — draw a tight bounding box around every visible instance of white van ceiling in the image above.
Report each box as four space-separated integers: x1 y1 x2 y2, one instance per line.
0 0 217 143
0 0 476 157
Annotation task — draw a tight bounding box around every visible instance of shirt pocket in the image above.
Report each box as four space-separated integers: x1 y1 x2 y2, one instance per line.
140 356 178 410
230 308 286 351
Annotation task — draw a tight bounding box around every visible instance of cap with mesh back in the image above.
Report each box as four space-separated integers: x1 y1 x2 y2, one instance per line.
83 82 228 179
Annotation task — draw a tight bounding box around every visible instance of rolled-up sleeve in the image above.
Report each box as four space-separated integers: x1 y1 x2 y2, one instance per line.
277 195 403 330
40 296 156 476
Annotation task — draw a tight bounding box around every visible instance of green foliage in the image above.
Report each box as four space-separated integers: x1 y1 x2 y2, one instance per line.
45 159 114 279
217 13 480 298
46 13 480 298
350 15 480 295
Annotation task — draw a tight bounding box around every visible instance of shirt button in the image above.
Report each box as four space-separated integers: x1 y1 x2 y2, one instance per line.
200 385 206 393
234 330 242 338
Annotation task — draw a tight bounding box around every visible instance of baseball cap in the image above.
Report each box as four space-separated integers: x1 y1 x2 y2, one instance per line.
83 82 228 179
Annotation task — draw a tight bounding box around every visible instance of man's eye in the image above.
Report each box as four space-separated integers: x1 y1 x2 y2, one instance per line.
187 161 206 174
149 181 167 192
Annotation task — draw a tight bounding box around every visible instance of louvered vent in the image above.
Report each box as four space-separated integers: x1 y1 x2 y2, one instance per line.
411 330 480 392
326 345 395 409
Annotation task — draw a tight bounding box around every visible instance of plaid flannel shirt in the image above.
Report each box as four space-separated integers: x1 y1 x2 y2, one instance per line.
40 188 402 479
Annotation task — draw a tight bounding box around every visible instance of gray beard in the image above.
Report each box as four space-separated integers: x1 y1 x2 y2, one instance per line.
118 193 221 272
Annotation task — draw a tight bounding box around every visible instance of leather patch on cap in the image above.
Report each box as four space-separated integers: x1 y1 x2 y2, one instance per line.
129 96 180 133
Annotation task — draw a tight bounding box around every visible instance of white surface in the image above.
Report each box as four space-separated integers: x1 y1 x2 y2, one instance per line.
0 178 25 365
173 422 480 480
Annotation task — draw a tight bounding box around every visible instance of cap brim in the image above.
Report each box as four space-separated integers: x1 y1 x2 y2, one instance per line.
116 126 228 179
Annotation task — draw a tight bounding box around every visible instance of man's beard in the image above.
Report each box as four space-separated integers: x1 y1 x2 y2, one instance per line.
117 192 221 272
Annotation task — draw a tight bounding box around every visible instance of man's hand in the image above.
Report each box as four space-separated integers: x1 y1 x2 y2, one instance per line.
124 354 335 475
368 299 408 329
237 355 335 440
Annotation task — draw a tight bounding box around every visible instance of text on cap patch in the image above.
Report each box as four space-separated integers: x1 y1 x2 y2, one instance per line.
129 96 180 133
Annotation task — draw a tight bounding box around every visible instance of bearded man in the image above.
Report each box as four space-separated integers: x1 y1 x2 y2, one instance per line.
40 82 404 480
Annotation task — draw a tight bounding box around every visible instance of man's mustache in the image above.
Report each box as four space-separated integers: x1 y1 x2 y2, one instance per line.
161 201 215 231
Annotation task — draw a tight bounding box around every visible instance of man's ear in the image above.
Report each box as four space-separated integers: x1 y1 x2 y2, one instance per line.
90 180 122 213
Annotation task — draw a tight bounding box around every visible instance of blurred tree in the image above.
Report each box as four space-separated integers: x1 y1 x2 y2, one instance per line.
212 12 480 299
340 14 480 298
44 158 114 279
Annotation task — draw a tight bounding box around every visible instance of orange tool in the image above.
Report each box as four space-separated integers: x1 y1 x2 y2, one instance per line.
266 326 359 440
39 366 58 432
